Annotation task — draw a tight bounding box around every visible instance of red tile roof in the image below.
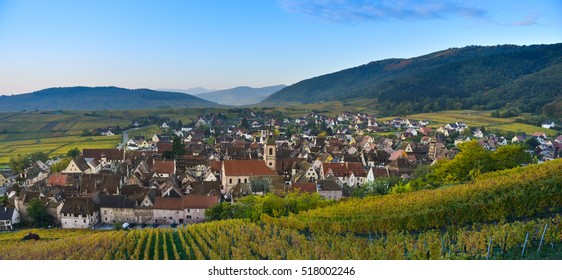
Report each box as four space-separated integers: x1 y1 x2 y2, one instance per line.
47 173 68 186
322 162 366 177
154 160 175 174
210 161 222 172
223 160 277 176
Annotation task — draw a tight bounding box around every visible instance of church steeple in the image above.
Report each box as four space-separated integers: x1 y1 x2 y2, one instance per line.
264 130 276 171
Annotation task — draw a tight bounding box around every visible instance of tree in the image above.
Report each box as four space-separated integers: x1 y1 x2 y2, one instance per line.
27 198 54 227
492 144 531 170
9 154 30 174
172 135 185 157
66 147 80 158
50 157 72 173
29 152 49 162
432 140 494 184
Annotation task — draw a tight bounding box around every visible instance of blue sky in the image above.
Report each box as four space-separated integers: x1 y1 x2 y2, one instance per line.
0 0 560 94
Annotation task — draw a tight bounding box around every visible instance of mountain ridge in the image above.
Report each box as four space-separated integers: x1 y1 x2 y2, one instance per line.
0 86 218 112
262 43 562 118
195 85 286 106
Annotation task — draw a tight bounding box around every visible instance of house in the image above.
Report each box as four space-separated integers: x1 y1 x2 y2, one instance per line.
473 129 484 139
153 160 176 178
0 207 20 230
152 195 220 224
419 127 432 136
95 194 137 224
47 173 69 187
60 197 99 229
101 130 115 136
161 122 169 129
320 162 366 187
316 180 342 200
221 160 277 194
82 149 125 166
542 121 555 129
512 135 527 143
62 157 99 174
80 174 121 195
555 135 562 144
23 166 49 186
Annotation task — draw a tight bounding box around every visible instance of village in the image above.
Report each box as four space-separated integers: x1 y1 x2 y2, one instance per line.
1 109 561 230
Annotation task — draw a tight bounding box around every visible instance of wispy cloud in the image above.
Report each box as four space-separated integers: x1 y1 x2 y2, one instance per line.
511 18 538 26
278 0 489 23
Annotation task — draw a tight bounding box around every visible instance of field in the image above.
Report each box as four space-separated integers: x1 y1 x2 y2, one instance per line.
127 125 167 140
1 215 561 260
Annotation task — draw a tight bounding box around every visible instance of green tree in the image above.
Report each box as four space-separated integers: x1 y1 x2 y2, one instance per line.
30 152 49 162
50 157 72 173
432 140 494 184
172 135 186 157
492 144 531 170
27 198 54 227
66 147 80 158
9 154 30 174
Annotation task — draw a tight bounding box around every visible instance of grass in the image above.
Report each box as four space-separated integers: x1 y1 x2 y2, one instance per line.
127 125 166 139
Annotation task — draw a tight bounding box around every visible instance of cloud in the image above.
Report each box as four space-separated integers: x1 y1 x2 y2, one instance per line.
278 0 489 23
511 18 538 26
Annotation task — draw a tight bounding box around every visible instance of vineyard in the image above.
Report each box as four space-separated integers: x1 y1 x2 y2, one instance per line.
1 216 562 260
265 159 562 234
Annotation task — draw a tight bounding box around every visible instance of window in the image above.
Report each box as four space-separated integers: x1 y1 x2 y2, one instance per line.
229 178 232 184
238 178 241 183
187 209 191 212
186 215 192 219
244 178 247 183
269 147 273 155
269 162 273 166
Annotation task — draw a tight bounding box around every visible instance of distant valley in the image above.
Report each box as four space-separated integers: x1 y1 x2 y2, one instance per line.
193 85 286 106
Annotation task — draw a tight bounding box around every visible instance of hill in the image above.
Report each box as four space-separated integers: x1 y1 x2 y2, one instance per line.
195 85 286 106
0 86 217 112
263 44 562 117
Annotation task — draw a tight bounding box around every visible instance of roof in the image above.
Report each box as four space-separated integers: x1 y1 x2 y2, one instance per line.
97 194 136 209
157 141 173 154
0 207 16 220
223 160 277 176
154 160 176 174
83 149 124 162
72 157 91 172
81 174 121 195
322 162 366 177
153 195 220 210
210 161 222 172
292 182 317 193
317 180 342 191
60 197 98 215
47 173 68 186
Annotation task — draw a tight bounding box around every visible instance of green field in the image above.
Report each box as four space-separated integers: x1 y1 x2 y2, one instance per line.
127 125 167 140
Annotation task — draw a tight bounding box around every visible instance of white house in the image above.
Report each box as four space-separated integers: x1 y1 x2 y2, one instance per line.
0 207 20 230
60 197 99 229
542 122 555 129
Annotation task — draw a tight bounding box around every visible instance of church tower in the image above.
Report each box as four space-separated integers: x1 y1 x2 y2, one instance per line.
264 131 276 171
428 138 437 160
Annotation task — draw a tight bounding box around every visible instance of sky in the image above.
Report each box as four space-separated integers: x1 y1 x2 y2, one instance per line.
0 0 560 94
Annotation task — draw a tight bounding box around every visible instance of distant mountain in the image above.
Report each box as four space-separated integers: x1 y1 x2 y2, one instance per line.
195 85 286 106
263 43 562 117
157 87 214 95
0 86 217 112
